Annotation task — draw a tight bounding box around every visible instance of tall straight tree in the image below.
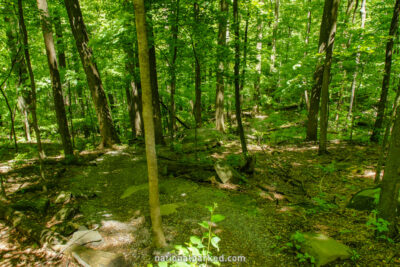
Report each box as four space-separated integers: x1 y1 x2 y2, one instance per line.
133 0 166 248
254 3 263 111
306 0 338 141
371 0 400 142
37 0 73 157
215 0 228 132
18 0 45 179
270 0 279 73
193 2 202 127
318 0 340 154
64 0 120 148
377 105 400 237
233 0 248 157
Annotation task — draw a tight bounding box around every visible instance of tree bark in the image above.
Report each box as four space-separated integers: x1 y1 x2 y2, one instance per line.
64 0 120 148
371 0 400 142
254 7 263 111
18 0 46 180
193 2 202 127
306 0 337 141
215 0 228 132
377 104 400 237
37 0 74 157
270 0 279 73
133 0 166 248
168 0 180 142
318 0 340 155
233 0 248 157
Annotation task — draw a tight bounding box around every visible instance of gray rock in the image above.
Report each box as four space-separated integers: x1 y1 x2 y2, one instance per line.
347 187 400 212
71 246 128 267
302 233 351 266
54 205 78 221
67 229 103 247
214 162 233 184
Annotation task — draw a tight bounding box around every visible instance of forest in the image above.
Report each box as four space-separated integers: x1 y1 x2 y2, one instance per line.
0 0 400 265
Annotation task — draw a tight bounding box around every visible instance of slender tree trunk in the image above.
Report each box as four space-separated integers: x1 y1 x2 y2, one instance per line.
65 0 120 148
318 0 340 154
193 2 202 127
18 0 45 180
254 10 263 111
54 13 66 70
37 0 74 157
270 0 279 73
240 12 249 93
306 0 336 141
0 85 17 152
215 0 228 132
371 0 400 142
233 0 248 156
348 0 366 120
303 0 312 112
133 0 166 248
169 0 180 142
377 104 400 237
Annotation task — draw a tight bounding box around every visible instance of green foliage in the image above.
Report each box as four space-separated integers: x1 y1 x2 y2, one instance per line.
366 211 394 243
278 231 315 266
159 203 225 267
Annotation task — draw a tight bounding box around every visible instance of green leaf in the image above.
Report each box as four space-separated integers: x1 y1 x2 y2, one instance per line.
211 236 221 251
198 221 209 229
190 236 202 245
211 214 225 223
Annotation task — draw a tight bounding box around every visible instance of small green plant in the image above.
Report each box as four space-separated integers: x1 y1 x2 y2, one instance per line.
366 211 394 243
279 231 315 266
306 193 337 214
158 203 225 267
350 249 360 263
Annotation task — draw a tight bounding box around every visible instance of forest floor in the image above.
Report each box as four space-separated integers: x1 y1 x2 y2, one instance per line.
0 110 400 266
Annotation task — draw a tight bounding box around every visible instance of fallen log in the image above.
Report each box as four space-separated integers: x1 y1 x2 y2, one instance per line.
0 201 66 251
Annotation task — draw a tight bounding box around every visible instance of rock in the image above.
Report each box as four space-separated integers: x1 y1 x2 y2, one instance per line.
71 246 128 267
11 197 49 214
65 229 103 248
214 162 233 184
302 233 351 266
55 191 72 204
347 187 400 212
54 205 78 221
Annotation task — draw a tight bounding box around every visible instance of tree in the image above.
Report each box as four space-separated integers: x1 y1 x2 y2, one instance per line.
133 0 166 248
215 0 228 132
371 0 400 142
318 0 340 154
306 0 339 141
64 0 120 148
193 2 202 127
233 0 248 158
37 0 74 157
377 105 400 237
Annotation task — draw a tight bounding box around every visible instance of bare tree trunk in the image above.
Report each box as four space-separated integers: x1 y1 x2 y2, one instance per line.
65 0 120 148
215 0 228 132
133 0 166 248
0 83 17 152
377 104 400 237
270 0 279 73
37 0 74 158
306 0 337 141
371 0 400 142
254 8 263 111
193 2 202 127
18 0 45 180
318 0 340 155
169 0 180 143
233 0 248 157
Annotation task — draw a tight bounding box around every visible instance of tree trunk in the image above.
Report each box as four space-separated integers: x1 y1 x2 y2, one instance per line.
193 2 202 127
64 0 120 148
254 8 263 111
240 12 249 93
233 0 248 157
318 0 340 155
37 0 74 158
169 0 180 142
377 104 400 237
270 0 279 73
133 0 166 248
306 0 337 141
146 14 164 145
54 13 66 70
18 0 46 180
215 0 228 132
371 0 400 142
0 84 17 152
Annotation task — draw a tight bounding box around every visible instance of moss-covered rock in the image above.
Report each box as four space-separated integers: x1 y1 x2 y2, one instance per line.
347 187 400 212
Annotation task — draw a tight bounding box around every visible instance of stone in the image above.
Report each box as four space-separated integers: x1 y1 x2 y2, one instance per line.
214 162 233 184
55 191 72 204
54 205 78 221
347 187 400 212
66 229 103 247
302 233 351 266
71 246 128 267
